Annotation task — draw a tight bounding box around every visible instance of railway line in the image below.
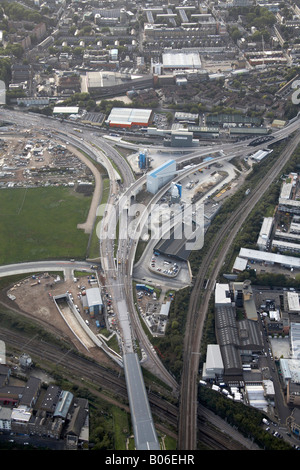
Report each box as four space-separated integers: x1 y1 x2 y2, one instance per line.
0 328 179 426
178 131 300 450
0 327 250 449
1 110 299 450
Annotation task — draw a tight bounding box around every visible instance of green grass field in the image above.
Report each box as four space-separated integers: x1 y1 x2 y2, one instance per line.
0 187 91 264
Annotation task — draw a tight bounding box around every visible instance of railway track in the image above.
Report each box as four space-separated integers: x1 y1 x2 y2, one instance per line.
0 328 178 424
0 327 250 449
178 131 300 450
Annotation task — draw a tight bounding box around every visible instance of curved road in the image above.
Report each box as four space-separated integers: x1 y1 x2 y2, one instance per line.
1 109 300 447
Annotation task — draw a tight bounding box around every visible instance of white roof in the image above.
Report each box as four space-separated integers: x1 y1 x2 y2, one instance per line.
206 344 224 369
272 239 300 251
53 106 79 114
86 287 102 307
280 182 293 199
290 323 300 360
107 107 152 126
239 247 300 268
279 197 300 208
287 292 300 312
159 301 171 317
233 256 247 271
251 149 270 161
257 217 273 247
11 406 31 423
259 217 273 239
162 51 201 69
215 283 231 305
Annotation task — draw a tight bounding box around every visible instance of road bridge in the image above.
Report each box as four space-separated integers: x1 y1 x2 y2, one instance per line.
1 109 299 450
123 352 160 450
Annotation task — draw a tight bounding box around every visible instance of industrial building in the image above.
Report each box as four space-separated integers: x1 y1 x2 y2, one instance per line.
232 256 248 272
237 247 300 270
286 291 300 313
153 222 194 261
215 283 232 306
162 51 202 71
169 131 194 147
204 283 264 382
85 287 103 317
202 344 224 380
138 150 151 170
279 324 300 407
106 107 153 128
0 366 89 447
251 149 272 163
53 106 79 116
146 159 176 194
82 71 154 98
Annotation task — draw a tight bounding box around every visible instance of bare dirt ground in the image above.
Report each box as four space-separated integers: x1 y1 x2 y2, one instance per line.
70 144 102 234
0 134 101 235
0 272 120 371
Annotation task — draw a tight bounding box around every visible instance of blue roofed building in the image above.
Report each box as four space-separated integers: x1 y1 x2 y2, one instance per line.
146 159 176 194
54 391 74 419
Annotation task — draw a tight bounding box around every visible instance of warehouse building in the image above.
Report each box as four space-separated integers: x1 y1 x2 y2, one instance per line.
146 159 176 194
251 149 272 163
169 131 194 147
162 51 202 71
232 256 248 272
53 106 79 116
212 283 264 381
215 303 243 378
85 287 103 317
215 283 232 306
83 72 154 98
106 107 153 128
237 247 300 270
202 344 224 380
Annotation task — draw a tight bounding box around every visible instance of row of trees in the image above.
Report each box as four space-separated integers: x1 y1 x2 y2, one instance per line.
1 1 43 24
198 386 293 450
152 286 191 380
0 58 11 86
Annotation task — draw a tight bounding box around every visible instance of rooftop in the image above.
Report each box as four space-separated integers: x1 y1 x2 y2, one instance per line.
239 247 300 268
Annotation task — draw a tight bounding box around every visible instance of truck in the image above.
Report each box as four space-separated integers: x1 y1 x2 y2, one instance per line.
262 418 269 425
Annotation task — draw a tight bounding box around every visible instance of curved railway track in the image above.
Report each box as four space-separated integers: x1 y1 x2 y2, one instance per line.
178 131 300 449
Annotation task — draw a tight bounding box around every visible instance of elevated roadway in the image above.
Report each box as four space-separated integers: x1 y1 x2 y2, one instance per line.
1 109 299 449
